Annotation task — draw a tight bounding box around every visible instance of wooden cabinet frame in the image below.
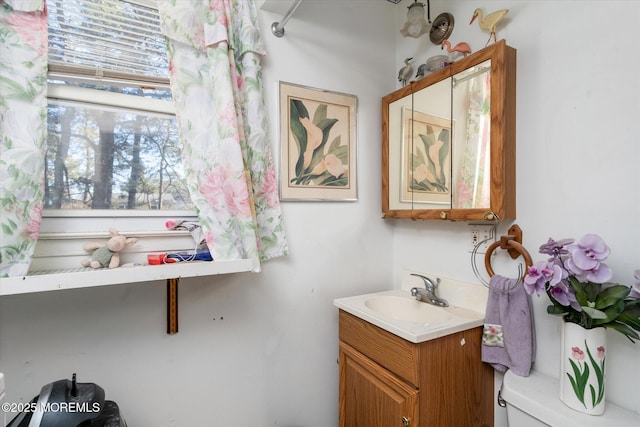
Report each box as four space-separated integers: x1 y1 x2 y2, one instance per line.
382 40 517 221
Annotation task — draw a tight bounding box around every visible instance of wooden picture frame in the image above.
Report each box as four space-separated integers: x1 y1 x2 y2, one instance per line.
279 81 357 201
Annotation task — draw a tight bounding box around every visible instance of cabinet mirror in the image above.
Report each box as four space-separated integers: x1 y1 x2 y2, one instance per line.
382 40 516 221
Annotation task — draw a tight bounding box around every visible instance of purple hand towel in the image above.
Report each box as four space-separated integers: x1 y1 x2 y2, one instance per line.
481 274 536 377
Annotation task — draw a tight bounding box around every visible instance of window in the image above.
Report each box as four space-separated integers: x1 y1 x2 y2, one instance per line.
45 91 191 211
45 0 192 211
35 0 197 273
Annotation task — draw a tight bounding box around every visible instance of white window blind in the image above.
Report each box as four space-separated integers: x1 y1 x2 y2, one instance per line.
47 0 169 87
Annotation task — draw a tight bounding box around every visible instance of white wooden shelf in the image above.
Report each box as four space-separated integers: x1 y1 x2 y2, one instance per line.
0 259 254 296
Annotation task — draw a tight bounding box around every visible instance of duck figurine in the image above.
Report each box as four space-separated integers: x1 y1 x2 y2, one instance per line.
469 8 509 46
397 57 414 86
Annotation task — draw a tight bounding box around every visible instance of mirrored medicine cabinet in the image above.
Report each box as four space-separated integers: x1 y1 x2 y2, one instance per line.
382 40 516 221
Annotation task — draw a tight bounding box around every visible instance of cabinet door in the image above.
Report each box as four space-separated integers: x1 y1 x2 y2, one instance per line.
340 343 418 427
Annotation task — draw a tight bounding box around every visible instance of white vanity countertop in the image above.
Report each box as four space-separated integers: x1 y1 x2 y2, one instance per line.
334 271 489 343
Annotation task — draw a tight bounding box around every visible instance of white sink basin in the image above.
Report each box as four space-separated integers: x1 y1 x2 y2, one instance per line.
365 295 452 323
364 295 481 324
334 273 488 343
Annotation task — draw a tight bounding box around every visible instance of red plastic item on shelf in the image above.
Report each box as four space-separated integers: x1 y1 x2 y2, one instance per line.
147 253 176 265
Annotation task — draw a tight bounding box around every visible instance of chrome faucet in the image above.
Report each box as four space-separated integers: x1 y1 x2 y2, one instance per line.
410 274 449 307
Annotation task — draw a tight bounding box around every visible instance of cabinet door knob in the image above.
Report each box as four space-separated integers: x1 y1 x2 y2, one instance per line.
439 211 447 219
402 416 410 426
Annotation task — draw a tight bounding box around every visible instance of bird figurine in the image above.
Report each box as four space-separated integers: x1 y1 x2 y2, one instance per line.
415 63 427 79
397 57 414 86
469 8 509 46
441 40 472 57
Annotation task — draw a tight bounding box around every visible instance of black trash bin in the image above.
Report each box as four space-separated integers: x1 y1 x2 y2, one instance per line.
7 373 126 427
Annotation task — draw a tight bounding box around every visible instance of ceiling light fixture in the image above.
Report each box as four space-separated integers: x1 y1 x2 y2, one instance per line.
400 0 431 39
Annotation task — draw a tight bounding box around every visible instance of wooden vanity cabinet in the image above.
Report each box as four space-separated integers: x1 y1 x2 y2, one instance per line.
338 310 494 427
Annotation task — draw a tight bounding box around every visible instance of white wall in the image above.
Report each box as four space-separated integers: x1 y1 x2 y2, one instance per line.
1 1 639 426
392 0 640 424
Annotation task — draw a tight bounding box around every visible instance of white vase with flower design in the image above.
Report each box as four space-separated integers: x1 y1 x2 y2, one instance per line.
560 321 607 415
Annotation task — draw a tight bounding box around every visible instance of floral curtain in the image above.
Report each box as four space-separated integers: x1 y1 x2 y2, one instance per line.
454 71 491 209
0 0 47 277
156 0 287 270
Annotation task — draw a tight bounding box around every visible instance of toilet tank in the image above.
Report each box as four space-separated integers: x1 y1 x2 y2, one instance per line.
501 370 640 427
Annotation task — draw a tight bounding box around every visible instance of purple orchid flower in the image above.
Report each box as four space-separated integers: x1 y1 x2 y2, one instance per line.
548 279 579 309
524 261 549 295
524 261 566 296
527 235 640 342
565 234 613 283
539 237 574 259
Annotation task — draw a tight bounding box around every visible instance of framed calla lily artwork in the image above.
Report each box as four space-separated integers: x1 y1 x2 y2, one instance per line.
401 108 452 205
279 82 357 201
